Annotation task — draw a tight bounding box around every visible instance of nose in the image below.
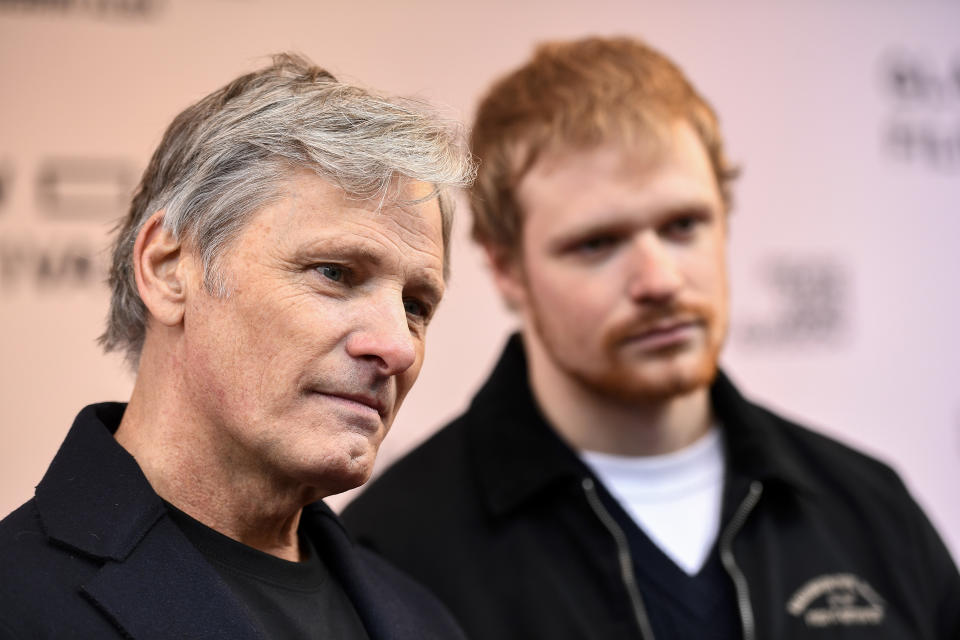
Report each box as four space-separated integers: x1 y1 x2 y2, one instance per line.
625 232 683 303
345 292 417 377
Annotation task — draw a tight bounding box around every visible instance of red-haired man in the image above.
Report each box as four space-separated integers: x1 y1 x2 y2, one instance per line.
344 37 959 640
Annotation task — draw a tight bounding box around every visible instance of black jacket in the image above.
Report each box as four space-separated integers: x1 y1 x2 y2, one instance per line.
0 403 467 640
343 335 960 639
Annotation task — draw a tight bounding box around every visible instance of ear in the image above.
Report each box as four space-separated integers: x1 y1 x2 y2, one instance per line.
483 243 528 312
133 210 190 327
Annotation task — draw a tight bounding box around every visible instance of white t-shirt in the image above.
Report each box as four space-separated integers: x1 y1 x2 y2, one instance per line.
580 427 725 576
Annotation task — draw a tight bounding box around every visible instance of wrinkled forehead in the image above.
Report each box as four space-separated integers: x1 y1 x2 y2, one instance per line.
199 169 443 300
298 171 450 276
283 169 441 234
188 167 448 288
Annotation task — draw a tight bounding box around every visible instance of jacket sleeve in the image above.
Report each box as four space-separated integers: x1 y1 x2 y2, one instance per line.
924 522 960 638
896 475 960 638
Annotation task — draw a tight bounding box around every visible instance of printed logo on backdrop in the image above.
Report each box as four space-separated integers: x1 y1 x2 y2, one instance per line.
734 256 850 349
882 50 960 171
37 157 136 220
0 0 164 19
0 236 106 290
0 156 137 292
0 161 11 216
787 573 885 628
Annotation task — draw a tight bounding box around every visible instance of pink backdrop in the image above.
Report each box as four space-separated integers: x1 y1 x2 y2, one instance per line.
2 0 958 562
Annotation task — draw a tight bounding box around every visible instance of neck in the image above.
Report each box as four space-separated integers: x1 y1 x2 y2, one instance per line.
524 331 713 457
114 335 313 562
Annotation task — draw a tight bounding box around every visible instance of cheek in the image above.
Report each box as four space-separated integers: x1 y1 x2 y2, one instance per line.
689 243 730 339
685 240 728 297
183 330 258 418
527 261 603 314
709 232 729 288
254 290 340 352
190 298 303 389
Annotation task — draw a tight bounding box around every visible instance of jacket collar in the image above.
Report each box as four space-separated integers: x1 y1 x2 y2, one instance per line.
466 335 595 518
34 403 261 639
35 403 165 561
467 334 820 519
710 371 820 497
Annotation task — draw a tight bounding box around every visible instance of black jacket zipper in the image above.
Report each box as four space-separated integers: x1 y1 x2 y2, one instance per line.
584 476 764 640
582 477 655 640
719 480 764 640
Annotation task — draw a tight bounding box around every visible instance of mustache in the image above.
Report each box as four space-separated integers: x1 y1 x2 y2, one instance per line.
605 300 715 345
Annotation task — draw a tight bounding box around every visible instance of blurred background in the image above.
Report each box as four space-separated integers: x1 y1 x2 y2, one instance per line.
1 0 958 562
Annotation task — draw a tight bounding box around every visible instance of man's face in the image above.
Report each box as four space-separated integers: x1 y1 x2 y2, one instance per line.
507 121 728 402
179 170 445 496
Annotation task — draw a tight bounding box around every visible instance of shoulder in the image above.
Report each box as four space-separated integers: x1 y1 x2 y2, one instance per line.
716 371 909 501
378 413 474 486
752 403 960 634
731 388 957 562
719 373 953 561
754 402 908 498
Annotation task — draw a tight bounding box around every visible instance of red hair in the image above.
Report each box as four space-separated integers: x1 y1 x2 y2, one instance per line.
469 36 737 253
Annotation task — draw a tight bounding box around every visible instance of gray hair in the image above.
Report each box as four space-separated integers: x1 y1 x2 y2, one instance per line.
100 53 475 367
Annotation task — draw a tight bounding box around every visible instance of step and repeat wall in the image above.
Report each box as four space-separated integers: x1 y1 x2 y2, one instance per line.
1 0 958 559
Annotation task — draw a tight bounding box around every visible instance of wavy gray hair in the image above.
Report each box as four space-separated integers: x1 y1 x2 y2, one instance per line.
100 53 475 367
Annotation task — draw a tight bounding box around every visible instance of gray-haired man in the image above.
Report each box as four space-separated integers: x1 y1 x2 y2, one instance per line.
0 54 473 639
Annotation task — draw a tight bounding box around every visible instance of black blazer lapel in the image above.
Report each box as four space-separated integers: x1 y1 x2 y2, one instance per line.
81 517 263 640
303 502 466 640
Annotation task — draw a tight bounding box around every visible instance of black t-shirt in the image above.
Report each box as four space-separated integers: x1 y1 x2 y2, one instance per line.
165 502 369 640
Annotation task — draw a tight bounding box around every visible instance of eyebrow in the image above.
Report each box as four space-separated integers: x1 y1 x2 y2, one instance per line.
547 219 634 253
292 238 384 267
547 201 717 252
293 238 445 297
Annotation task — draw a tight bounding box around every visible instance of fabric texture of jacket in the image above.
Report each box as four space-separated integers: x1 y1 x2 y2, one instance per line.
343 334 960 639
0 403 467 640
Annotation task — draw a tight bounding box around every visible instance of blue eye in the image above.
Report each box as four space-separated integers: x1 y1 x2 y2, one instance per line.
403 298 428 318
317 264 345 282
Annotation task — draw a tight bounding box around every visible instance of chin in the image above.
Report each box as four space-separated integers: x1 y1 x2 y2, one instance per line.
323 448 380 495
584 355 719 403
596 375 706 403
286 440 378 499
303 466 374 499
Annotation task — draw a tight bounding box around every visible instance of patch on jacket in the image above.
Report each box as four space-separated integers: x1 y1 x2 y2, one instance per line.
786 573 885 627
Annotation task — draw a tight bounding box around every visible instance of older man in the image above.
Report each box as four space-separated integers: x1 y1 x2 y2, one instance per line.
343 37 960 639
0 54 473 639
